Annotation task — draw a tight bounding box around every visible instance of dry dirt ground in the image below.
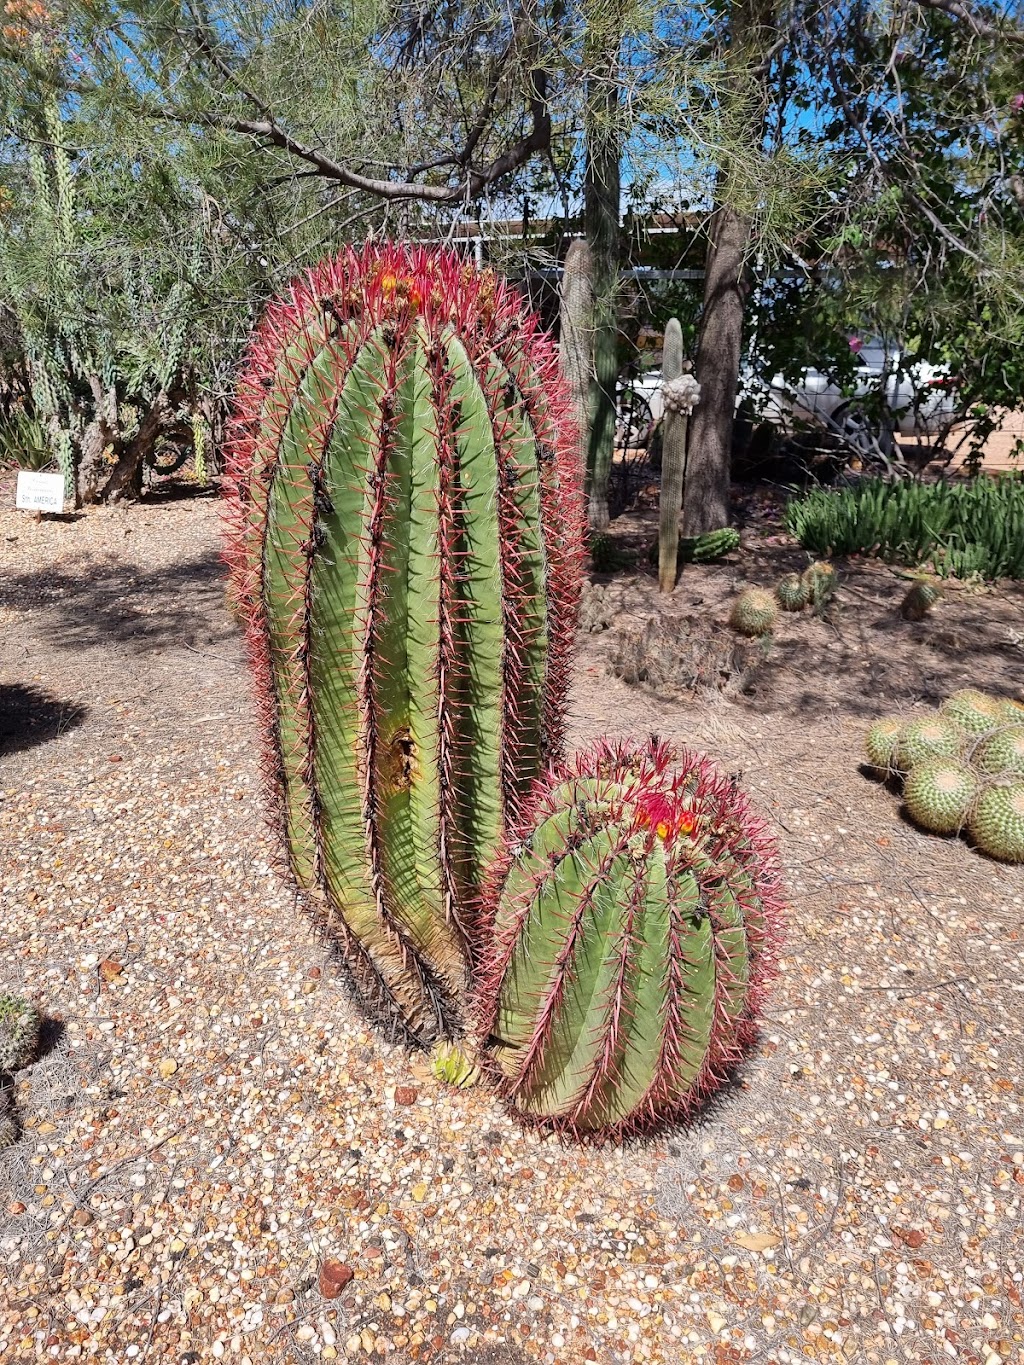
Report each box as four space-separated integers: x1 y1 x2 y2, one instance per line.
1 487 1023 1365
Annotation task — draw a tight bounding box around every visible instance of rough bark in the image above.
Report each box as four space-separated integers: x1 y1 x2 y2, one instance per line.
657 318 686 591
559 239 594 485
583 53 622 530
684 0 778 538
684 199 750 537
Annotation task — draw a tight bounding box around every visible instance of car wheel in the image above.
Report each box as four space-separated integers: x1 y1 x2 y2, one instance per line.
831 400 895 464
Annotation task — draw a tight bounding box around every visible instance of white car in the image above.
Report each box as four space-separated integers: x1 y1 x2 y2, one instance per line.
619 339 958 461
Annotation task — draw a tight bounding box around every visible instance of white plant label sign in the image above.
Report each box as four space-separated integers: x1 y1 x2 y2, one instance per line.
16 471 65 513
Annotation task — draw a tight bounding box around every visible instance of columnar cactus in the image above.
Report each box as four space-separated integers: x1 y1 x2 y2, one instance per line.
475 738 784 1139
224 244 584 1045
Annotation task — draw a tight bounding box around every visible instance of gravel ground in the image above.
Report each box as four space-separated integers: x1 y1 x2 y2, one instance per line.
1 493 1023 1365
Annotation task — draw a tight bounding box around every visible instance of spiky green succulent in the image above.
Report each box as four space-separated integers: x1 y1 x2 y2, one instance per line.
729 587 778 637
801 560 837 607
0 994 41 1073
973 725 1024 779
864 718 902 776
0 1090 17 1151
903 760 979 835
679 528 741 563
940 688 1005 737
999 698 1024 722
429 1041 482 1089
894 716 963 774
775 573 809 612
224 243 584 1047
475 738 784 1140
968 782 1024 863
900 580 941 621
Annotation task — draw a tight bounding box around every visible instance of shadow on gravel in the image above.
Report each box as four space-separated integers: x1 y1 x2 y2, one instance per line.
0 684 87 756
0 549 232 654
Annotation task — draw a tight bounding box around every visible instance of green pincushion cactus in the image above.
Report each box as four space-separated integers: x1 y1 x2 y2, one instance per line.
864 717 902 776
903 760 979 835
973 725 1024 779
0 994 41 1073
475 738 784 1140
775 573 809 612
894 716 963 774
940 688 1005 737
0 1089 17 1151
729 587 778 637
225 244 583 1046
968 783 1024 862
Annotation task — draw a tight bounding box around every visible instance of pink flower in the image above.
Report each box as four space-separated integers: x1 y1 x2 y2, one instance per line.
1011 93 1024 113
849 336 864 354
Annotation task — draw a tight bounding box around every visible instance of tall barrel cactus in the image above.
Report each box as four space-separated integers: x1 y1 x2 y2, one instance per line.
475 738 784 1138
224 244 584 1046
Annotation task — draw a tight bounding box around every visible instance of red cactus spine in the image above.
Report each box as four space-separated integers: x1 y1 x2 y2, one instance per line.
475 738 785 1139
223 244 584 1047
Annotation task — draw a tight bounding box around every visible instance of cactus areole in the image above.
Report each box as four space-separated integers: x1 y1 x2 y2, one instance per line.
476 739 784 1139
224 244 584 1047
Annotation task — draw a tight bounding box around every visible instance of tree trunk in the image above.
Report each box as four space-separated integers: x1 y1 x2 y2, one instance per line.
684 199 751 536
583 48 622 530
101 390 171 503
559 239 593 485
683 0 778 538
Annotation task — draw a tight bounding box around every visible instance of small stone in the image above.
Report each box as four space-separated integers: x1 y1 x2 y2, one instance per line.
296 1324 316 1343
157 1059 178 1079
8 1202 26 1216
71 1209 93 1228
394 1086 418 1106
98 959 124 984
707 1311 728 1334
319 1260 354 1299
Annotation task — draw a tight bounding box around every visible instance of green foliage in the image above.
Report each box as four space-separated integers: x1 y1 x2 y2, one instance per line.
0 993 41 1073
785 477 1024 580
800 560 838 608
729 587 778 637
0 409 51 471
589 532 635 573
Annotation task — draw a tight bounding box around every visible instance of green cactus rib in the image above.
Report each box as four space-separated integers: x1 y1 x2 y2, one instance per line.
477 740 784 1139
226 247 582 1046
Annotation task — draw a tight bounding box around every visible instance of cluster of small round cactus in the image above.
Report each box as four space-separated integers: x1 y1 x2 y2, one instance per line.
729 561 838 638
864 688 1024 861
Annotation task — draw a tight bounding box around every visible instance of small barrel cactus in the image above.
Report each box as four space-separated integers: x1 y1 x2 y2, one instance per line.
475 738 784 1139
968 782 1024 862
775 572 809 612
900 580 941 621
864 717 902 776
940 688 1005 737
679 527 740 563
903 760 979 835
801 560 837 607
973 725 1024 778
225 244 584 1045
0 994 41 1073
895 716 963 774
729 587 778 637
